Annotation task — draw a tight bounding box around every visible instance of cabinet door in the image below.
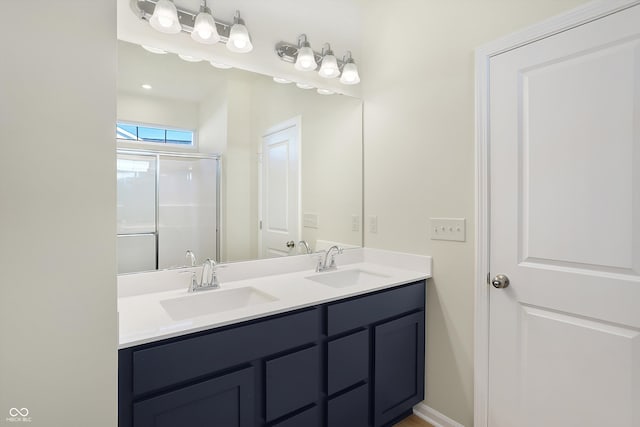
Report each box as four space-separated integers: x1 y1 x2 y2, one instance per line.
373 311 425 427
133 367 254 427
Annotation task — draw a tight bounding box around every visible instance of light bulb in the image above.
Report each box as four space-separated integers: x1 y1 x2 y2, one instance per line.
295 46 317 71
296 82 314 90
339 62 360 85
149 0 181 34
191 8 220 44
319 54 340 78
226 22 253 53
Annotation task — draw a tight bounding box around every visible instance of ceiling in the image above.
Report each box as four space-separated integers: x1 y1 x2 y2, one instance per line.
117 0 364 97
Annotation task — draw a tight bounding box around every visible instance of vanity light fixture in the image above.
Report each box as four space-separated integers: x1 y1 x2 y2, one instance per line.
316 88 335 95
178 53 203 62
141 45 167 54
296 82 315 90
294 35 317 71
273 77 293 84
210 60 232 69
149 0 181 34
132 0 252 53
226 11 253 53
339 51 360 85
191 0 220 44
318 44 340 78
275 38 361 85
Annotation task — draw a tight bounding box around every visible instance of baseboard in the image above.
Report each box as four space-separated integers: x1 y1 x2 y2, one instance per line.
413 403 465 427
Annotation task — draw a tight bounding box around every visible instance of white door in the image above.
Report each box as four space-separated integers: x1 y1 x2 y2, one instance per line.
488 5 640 427
260 119 300 258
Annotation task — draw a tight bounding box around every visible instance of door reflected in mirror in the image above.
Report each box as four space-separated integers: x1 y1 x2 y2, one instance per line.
117 40 363 272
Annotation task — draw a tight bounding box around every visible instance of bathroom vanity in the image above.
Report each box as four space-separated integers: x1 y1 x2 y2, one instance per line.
118 249 430 427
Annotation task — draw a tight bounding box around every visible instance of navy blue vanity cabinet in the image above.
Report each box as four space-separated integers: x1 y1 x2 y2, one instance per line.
325 281 426 427
373 311 425 427
133 366 255 427
119 280 426 427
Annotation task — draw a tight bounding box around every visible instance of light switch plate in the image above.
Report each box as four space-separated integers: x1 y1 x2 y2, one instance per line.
430 218 465 242
303 213 319 229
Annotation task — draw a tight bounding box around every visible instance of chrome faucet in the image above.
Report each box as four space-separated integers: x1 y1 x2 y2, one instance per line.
189 258 220 292
298 240 312 254
316 245 343 272
185 250 196 267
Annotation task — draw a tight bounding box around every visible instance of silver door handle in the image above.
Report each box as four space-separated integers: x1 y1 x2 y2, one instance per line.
286 240 295 248
491 274 510 289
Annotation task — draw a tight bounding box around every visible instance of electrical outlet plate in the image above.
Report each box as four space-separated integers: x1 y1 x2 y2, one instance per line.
368 216 378 234
430 218 465 242
351 215 360 232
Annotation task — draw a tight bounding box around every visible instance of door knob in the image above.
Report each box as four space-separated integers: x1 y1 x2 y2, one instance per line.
286 240 295 248
491 274 510 289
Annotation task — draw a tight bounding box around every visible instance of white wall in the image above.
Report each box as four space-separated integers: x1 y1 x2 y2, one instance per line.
222 78 257 262
249 79 363 253
117 92 199 131
361 1 590 425
0 1 117 426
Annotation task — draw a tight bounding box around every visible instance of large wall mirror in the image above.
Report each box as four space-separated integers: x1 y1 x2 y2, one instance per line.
116 40 363 273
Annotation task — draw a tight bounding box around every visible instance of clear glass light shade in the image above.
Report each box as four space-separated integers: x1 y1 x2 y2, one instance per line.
339 62 360 85
191 11 220 44
294 46 317 71
226 24 253 53
318 54 340 78
149 0 182 34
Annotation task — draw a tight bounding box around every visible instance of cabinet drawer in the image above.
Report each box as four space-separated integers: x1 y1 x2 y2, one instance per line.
328 329 369 395
327 281 425 336
133 308 319 396
271 405 320 427
133 367 254 427
328 383 369 427
266 346 320 422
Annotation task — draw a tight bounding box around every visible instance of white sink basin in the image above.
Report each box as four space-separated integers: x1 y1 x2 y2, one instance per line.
306 269 390 288
160 287 278 321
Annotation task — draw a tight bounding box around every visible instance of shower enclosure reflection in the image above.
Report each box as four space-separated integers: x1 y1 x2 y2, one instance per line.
116 151 218 273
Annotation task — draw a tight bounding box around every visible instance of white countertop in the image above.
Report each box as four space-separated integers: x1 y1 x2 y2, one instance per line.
118 248 431 349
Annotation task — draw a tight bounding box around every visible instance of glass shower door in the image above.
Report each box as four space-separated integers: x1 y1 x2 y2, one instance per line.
116 154 157 273
158 156 218 269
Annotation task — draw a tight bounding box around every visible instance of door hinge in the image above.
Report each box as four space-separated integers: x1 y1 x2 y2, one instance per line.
259 220 262 230
486 272 490 285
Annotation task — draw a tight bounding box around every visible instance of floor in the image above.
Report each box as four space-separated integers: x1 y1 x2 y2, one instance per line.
393 414 434 427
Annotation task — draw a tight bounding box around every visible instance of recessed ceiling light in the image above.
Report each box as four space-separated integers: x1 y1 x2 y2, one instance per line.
316 88 335 95
178 53 203 63
141 84 152 90
296 82 314 90
273 77 292 84
210 61 232 69
141 45 167 54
